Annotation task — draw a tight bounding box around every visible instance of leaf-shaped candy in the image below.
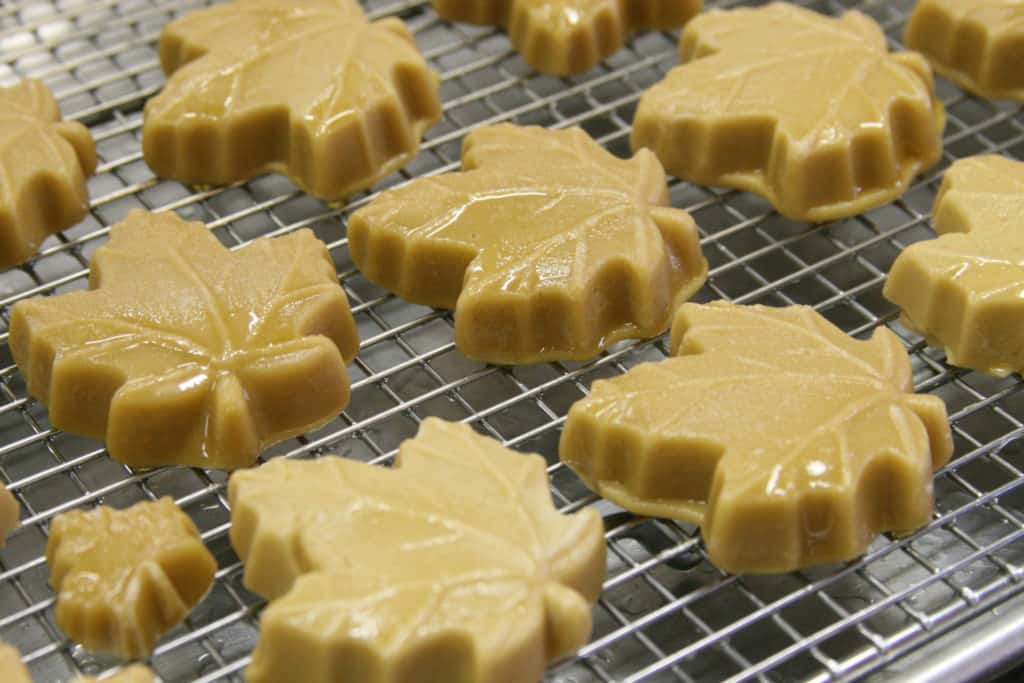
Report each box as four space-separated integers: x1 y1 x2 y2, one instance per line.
229 418 606 683
9 209 359 469
143 0 441 200
348 124 708 364
560 302 953 573
0 485 18 547
47 498 216 658
905 0 1024 102
884 156 1024 377
433 0 703 76
0 643 29 683
631 3 946 222
0 79 96 269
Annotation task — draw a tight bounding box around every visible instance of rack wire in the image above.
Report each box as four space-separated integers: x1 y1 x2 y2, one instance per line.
0 0 1022 681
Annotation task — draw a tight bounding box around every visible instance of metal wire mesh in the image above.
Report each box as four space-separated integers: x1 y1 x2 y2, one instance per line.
0 0 1022 681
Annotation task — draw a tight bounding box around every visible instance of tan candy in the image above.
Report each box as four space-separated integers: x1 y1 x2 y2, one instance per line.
434 0 702 76
0 79 96 269
905 0 1024 102
631 3 945 222
885 156 1024 377
47 498 216 658
229 418 606 683
560 302 953 573
349 124 707 364
144 0 441 201
9 209 358 470
74 664 159 683
0 485 18 546
0 643 30 683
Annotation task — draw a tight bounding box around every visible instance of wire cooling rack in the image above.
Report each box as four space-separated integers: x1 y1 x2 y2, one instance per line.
0 0 1022 681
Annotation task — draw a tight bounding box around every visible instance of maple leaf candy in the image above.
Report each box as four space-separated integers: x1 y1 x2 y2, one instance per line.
560 302 953 573
905 0 1024 102
143 0 441 201
433 0 703 76
9 209 359 469
0 485 18 547
0 643 29 683
349 124 708 364
0 79 96 269
46 498 216 658
631 3 946 222
229 418 606 683
885 156 1024 377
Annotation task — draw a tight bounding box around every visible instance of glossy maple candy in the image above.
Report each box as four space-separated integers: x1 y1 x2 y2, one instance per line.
433 0 703 76
349 124 707 365
0 79 96 269
632 3 946 223
9 210 359 470
560 302 953 574
144 0 441 201
47 497 216 658
74 665 158 683
0 643 29 683
0 485 18 547
229 418 606 683
905 0 1024 102
885 156 1024 377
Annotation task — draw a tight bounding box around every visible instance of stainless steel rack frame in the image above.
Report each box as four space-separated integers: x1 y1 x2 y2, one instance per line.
0 0 1022 681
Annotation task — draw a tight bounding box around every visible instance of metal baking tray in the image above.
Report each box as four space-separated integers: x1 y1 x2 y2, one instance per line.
0 0 1021 681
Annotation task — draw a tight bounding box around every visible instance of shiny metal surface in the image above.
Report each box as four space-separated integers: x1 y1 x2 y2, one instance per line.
0 0 1021 681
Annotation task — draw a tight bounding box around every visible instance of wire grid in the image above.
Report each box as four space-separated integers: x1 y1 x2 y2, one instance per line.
0 0 1022 681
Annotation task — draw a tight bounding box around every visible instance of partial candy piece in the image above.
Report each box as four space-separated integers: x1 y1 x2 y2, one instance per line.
560 302 953 573
9 209 358 469
884 155 1024 377
0 485 18 546
144 0 441 200
0 79 96 269
46 498 216 658
349 124 707 364
229 418 606 683
74 664 159 683
905 0 1024 102
434 0 702 76
632 3 945 222
0 643 30 683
